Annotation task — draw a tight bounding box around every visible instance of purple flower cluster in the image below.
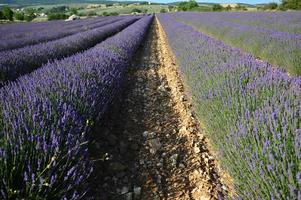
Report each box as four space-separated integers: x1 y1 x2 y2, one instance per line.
0 15 153 199
0 16 140 86
158 13 301 199
0 17 111 51
168 12 301 75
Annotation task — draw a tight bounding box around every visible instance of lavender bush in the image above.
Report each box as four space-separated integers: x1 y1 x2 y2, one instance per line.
0 16 122 51
168 12 301 75
0 15 153 199
0 16 140 86
158 14 301 199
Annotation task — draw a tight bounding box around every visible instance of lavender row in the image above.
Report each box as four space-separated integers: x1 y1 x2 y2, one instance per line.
0 15 153 199
0 16 123 51
0 17 102 36
170 12 301 75
158 14 301 199
219 12 301 34
0 17 103 40
0 16 140 86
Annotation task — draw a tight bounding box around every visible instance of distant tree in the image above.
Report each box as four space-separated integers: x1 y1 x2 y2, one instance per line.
131 8 142 13
0 10 4 19
226 5 232 11
2 6 14 21
212 4 223 11
282 0 301 9
24 14 35 22
102 12 119 16
14 12 25 21
278 4 287 10
256 5 264 10
160 8 167 13
263 2 278 9
77 12 86 16
110 12 119 16
178 0 199 11
70 8 78 15
168 5 174 11
87 11 97 16
24 8 36 22
235 4 248 10
49 6 68 14
143 9 148 13
102 11 109 16
48 13 68 20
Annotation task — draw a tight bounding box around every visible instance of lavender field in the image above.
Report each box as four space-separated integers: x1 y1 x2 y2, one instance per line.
171 12 301 75
0 11 300 200
158 12 301 199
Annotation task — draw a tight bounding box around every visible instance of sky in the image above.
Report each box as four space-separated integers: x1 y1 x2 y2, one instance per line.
150 0 281 4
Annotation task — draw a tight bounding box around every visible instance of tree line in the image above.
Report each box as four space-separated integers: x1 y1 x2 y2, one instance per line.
176 0 300 11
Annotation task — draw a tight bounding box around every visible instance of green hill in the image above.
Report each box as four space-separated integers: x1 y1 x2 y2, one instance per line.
0 0 149 6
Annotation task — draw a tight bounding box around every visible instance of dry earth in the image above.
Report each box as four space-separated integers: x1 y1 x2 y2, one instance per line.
89 18 228 200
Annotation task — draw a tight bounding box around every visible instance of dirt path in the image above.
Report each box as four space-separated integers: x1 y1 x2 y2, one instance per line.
89 17 228 200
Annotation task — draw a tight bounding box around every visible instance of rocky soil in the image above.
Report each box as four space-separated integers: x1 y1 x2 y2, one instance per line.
88 18 228 200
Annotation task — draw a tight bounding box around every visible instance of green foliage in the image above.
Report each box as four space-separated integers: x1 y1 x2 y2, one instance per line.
131 8 142 13
48 6 68 14
282 0 301 9
190 6 212 12
102 12 118 16
235 4 248 10
212 4 223 11
160 8 167 13
168 5 174 11
70 8 78 15
78 12 86 16
178 0 199 11
0 11 4 19
14 12 25 21
267 2 278 9
2 6 14 21
24 8 36 21
226 5 232 11
87 11 97 16
110 12 119 16
102 11 109 16
259 2 279 10
24 14 36 22
47 13 68 20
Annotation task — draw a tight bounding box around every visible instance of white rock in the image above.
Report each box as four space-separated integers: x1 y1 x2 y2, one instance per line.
65 14 80 21
148 138 161 154
179 126 187 134
157 162 163 167
222 185 227 191
194 146 200 154
170 154 178 166
134 186 141 196
179 163 185 168
142 131 148 137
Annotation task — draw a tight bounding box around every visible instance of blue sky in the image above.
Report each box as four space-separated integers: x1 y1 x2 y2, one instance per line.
150 0 280 4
